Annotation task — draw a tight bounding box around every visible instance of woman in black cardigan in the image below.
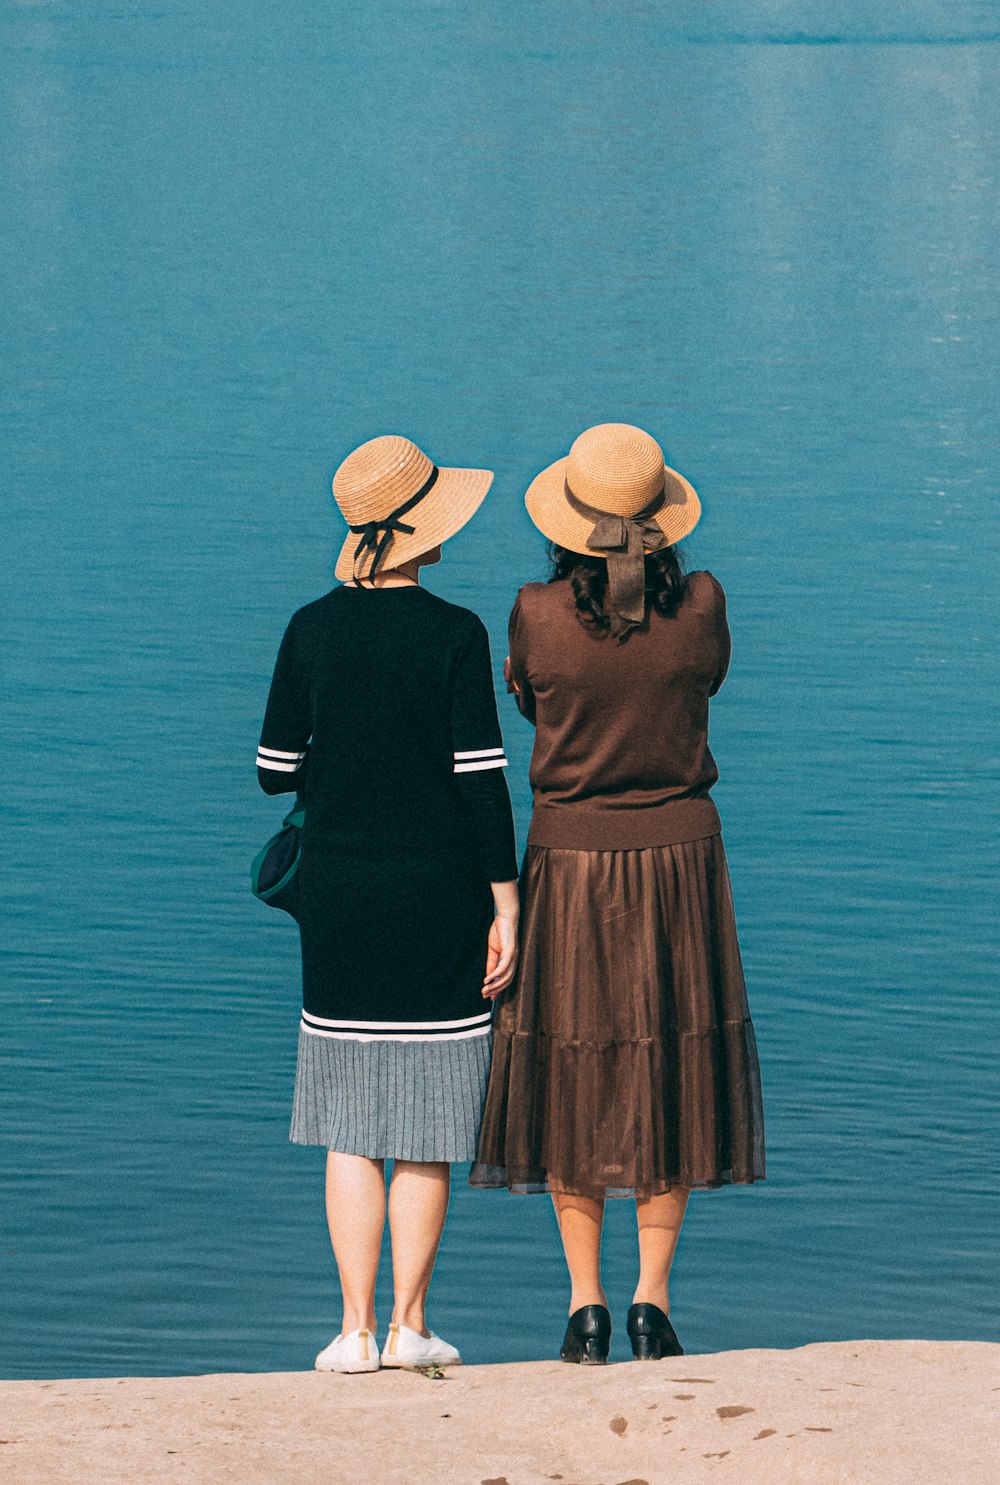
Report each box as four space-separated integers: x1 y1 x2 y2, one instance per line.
259 435 519 1373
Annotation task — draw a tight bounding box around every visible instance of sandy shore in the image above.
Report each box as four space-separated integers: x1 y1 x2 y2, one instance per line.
2 1340 998 1485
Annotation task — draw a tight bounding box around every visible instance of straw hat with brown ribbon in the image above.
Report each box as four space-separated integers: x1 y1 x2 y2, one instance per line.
524 423 701 636
332 435 494 584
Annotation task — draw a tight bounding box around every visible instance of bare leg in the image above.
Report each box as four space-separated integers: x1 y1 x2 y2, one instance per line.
325 1152 385 1334
388 1160 451 1334
552 1192 608 1314
633 1187 689 1313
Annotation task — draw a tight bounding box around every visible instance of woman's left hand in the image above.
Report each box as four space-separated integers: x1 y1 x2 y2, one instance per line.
483 913 519 999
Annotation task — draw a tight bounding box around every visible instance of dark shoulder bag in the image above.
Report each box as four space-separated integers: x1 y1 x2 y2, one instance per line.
250 797 305 919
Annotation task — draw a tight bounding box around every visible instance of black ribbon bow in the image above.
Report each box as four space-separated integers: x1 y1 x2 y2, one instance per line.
349 466 440 582
565 482 667 637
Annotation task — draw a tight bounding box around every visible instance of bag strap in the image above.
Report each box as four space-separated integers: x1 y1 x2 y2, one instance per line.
283 796 305 830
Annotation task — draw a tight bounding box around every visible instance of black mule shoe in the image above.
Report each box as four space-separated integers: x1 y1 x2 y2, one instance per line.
560 1304 612 1365
626 1303 684 1359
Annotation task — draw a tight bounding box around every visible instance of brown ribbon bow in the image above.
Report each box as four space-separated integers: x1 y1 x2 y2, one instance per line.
565 483 667 637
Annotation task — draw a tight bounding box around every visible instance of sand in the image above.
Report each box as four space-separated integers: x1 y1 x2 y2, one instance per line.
1 1340 998 1485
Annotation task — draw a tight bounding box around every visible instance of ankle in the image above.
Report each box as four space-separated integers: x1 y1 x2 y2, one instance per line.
631 1290 670 1314
341 1310 377 1335
568 1290 608 1315
391 1304 428 1336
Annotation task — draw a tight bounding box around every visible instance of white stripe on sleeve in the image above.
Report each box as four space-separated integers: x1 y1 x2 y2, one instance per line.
257 754 303 772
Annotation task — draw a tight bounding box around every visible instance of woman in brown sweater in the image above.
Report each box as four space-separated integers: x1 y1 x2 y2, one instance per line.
471 423 765 1364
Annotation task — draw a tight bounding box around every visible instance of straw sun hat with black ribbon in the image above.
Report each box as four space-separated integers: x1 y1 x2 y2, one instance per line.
524 422 702 637
332 435 494 584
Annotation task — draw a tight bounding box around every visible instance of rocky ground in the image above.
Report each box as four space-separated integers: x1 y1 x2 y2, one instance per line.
2 1339 998 1484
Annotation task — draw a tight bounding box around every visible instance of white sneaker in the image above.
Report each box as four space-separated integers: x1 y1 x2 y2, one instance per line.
381 1322 461 1369
314 1328 381 1373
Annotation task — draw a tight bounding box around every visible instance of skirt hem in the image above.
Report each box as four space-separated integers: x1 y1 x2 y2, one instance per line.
293 1132 482 1162
469 1152 766 1199
467 1165 765 1200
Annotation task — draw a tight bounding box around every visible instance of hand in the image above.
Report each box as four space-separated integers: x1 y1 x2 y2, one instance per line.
503 655 520 696
483 913 519 999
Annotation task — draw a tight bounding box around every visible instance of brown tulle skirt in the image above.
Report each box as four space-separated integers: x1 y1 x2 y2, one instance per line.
470 836 765 1199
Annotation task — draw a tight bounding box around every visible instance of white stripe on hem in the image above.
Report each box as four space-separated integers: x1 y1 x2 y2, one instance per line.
302 1009 492 1031
454 748 506 760
454 757 508 773
257 756 303 772
301 1020 492 1044
258 747 306 760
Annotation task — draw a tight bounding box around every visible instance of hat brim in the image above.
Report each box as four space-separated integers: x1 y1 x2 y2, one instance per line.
334 466 494 582
524 457 701 554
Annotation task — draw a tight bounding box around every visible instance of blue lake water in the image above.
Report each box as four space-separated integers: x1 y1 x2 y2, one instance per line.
3 1 999 1377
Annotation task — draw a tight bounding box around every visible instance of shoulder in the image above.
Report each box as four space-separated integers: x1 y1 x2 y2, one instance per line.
684 569 726 609
276 587 387 655
513 580 552 605
410 589 492 651
510 580 564 621
283 589 342 631
269 595 326 654
425 589 487 631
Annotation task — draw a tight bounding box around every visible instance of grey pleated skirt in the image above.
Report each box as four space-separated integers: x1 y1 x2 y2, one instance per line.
290 1026 493 1162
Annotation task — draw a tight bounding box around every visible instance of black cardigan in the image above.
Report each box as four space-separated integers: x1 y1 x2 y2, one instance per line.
257 585 518 884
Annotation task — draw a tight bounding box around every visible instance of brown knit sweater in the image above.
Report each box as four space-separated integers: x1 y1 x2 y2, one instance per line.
507 569 731 850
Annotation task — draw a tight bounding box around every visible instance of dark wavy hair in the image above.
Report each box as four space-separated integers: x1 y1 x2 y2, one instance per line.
548 543 688 639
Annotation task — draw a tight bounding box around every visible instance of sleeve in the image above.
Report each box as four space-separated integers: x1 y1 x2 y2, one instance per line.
454 770 519 883
257 616 311 796
451 616 518 882
706 573 732 696
506 591 536 725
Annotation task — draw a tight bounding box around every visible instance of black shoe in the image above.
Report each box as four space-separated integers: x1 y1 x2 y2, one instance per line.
560 1304 612 1365
626 1303 683 1359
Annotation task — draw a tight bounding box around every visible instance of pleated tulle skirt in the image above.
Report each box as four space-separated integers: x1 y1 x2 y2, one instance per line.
470 835 765 1199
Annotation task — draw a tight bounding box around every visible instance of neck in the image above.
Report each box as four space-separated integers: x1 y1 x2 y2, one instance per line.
351 559 422 589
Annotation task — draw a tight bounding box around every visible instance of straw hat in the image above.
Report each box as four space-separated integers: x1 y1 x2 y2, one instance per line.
333 436 493 583
524 423 700 555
